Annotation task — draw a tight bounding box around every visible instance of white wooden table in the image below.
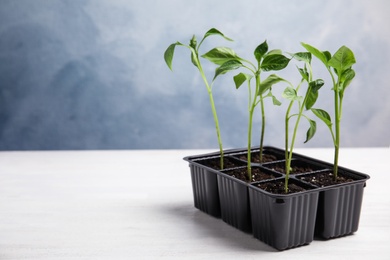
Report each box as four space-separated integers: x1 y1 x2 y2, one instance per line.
0 148 389 259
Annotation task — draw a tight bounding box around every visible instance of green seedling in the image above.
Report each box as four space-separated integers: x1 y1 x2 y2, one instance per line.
283 52 324 193
164 28 233 169
301 43 356 180
202 40 289 180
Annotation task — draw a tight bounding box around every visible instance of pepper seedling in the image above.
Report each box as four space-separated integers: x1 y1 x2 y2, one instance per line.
164 28 233 169
202 40 289 180
283 52 324 193
301 43 356 180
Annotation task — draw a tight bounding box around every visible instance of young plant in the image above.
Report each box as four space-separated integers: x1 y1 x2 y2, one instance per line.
202 40 289 180
301 43 356 180
164 28 233 169
283 52 324 193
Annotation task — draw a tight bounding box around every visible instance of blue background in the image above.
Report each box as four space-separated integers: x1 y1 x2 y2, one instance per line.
1 0 389 150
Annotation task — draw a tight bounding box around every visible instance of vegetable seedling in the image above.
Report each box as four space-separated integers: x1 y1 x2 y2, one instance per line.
164 28 233 169
202 40 289 180
283 52 324 193
301 43 356 180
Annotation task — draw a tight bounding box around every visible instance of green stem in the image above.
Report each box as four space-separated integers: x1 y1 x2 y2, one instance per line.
333 91 340 180
256 72 265 163
208 90 224 169
333 142 339 180
247 103 256 180
285 101 293 174
285 110 303 193
285 83 309 193
327 68 339 180
259 98 265 163
246 71 261 180
284 106 291 193
197 60 224 169
333 74 343 180
284 80 303 180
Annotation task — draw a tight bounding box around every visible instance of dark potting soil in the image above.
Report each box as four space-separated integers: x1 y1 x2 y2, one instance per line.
238 151 278 163
298 171 355 187
225 167 277 183
197 156 242 170
266 163 315 174
255 180 308 195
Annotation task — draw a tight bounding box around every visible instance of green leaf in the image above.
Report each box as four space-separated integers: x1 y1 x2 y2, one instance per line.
164 42 187 70
309 79 325 92
301 42 329 66
297 66 309 81
328 45 356 73
305 79 324 110
190 51 199 68
298 67 309 81
311 108 332 127
339 68 355 99
203 28 233 42
258 74 287 95
263 89 282 106
304 119 317 143
272 94 282 106
254 40 268 63
323 51 332 61
341 68 356 91
265 49 282 56
305 89 318 110
261 54 290 71
282 87 301 101
189 35 197 49
201 47 240 65
164 43 177 70
234 72 252 89
214 60 243 81
291 52 312 63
